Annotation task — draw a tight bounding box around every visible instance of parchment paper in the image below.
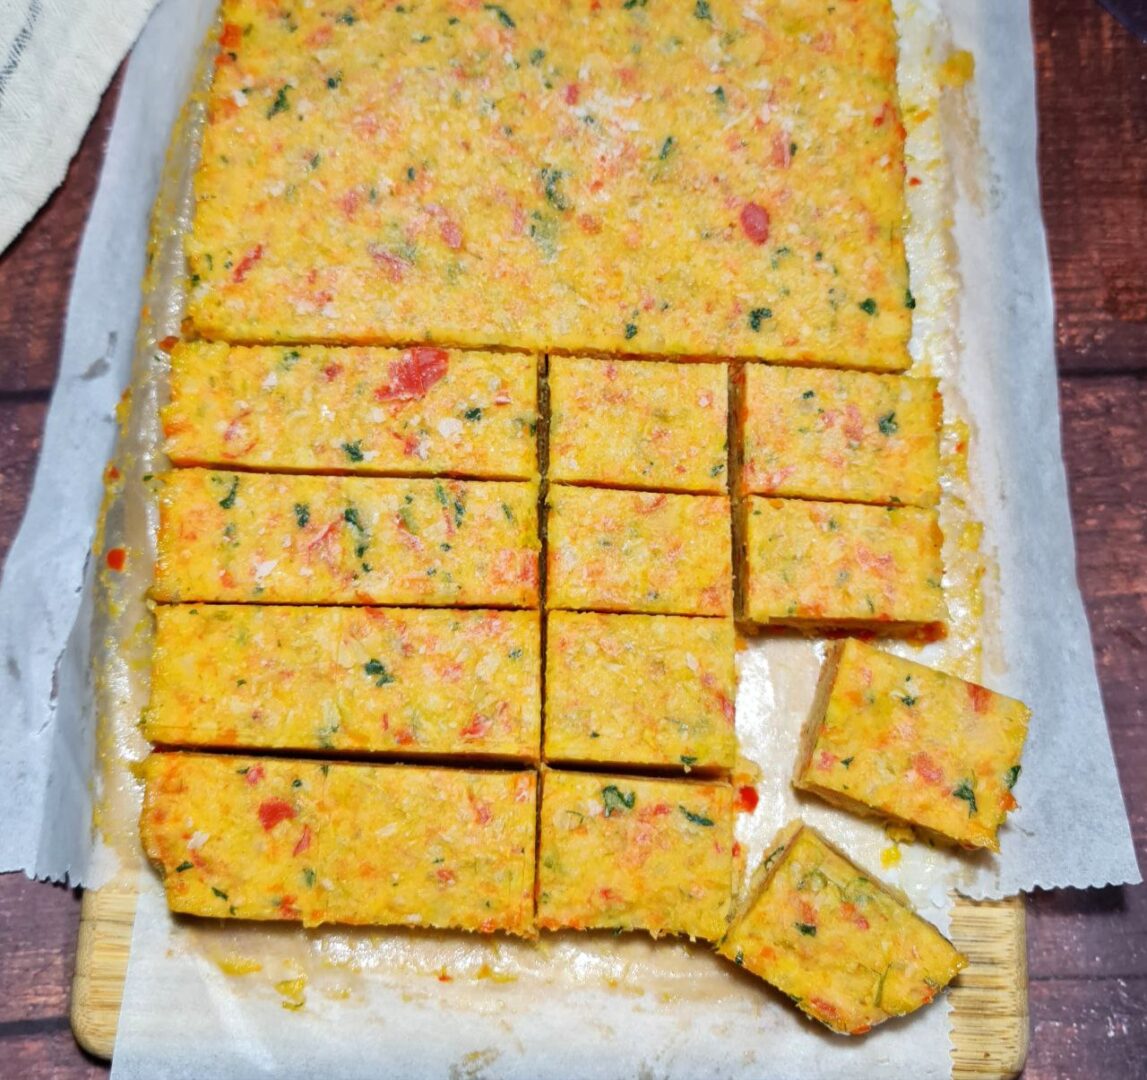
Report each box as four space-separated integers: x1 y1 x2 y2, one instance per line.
0 0 1139 1074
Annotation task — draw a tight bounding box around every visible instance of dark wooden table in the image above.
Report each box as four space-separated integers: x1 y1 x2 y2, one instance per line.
0 1 1143 1075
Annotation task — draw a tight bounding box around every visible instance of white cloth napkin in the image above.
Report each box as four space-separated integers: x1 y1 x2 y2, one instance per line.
0 0 159 254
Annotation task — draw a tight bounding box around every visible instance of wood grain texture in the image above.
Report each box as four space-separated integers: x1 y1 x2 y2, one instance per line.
0 77 122 396
1032 1 1147 375
0 1 1145 1077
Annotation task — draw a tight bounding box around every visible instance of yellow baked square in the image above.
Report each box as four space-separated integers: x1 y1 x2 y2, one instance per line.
739 363 940 506
544 611 736 770
145 605 541 761
546 485 732 616
794 639 1030 851
548 357 728 493
152 469 539 607
717 822 966 1034
740 496 946 631
163 342 538 480
536 770 734 940
188 0 909 368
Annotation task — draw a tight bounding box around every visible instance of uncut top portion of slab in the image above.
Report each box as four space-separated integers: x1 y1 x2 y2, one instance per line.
188 0 911 368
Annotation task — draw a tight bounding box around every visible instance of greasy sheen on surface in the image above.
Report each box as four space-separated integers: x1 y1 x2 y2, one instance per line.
795 639 1030 851
718 822 966 1034
141 753 537 934
548 357 728 493
546 485 732 616
163 342 538 479
740 496 946 630
152 469 540 607
739 363 940 506
188 0 910 367
145 605 541 760
536 770 734 940
544 612 736 770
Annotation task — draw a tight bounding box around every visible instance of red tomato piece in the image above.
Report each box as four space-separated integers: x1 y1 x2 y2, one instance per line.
739 202 770 245
375 347 450 401
257 797 297 831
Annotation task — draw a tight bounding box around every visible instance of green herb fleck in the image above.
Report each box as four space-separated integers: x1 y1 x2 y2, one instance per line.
802 389 815 399
541 166 571 212
953 779 978 816
342 440 365 462
659 135 675 160
877 411 899 436
175 861 194 873
1006 765 1022 790
710 462 725 477
218 476 239 510
294 503 310 528
302 868 316 888
694 0 712 20
680 755 697 766
434 481 448 506
529 47 545 64
267 86 290 118
749 307 772 331
484 3 516 28
905 288 916 310
453 498 466 528
601 785 636 817
502 502 515 521
364 660 396 683
679 806 714 827
713 86 725 104
734 948 744 966
335 8 357 25
508 647 523 660
327 72 342 89
212 887 229 901
841 756 854 768
795 922 817 937
464 406 482 421
859 297 878 316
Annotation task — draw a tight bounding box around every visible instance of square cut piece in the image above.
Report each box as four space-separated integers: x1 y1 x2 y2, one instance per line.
188 0 909 369
152 469 539 607
546 485 732 616
739 364 940 507
740 497 946 631
544 612 736 770
548 357 728 493
162 342 537 480
145 605 541 761
536 770 734 941
794 639 1030 851
141 753 537 934
718 821 966 1035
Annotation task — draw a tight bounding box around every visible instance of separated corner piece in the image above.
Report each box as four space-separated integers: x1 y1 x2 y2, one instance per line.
162 342 539 480
151 469 540 607
737 362 941 507
536 769 734 941
739 495 947 634
145 605 542 762
793 638 1030 852
547 356 729 494
141 753 537 936
546 484 733 617
543 611 736 772
717 821 966 1035
188 0 910 369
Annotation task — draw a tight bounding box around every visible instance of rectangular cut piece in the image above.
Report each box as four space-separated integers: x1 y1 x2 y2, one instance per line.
546 485 732 616
794 639 1030 851
740 497 946 631
152 469 539 607
141 753 537 935
544 612 736 770
188 0 910 369
717 822 966 1035
145 605 541 761
548 357 728 493
163 342 538 480
739 364 940 506
536 770 734 940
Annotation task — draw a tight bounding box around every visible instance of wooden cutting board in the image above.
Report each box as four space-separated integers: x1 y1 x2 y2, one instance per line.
70 872 1028 1077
